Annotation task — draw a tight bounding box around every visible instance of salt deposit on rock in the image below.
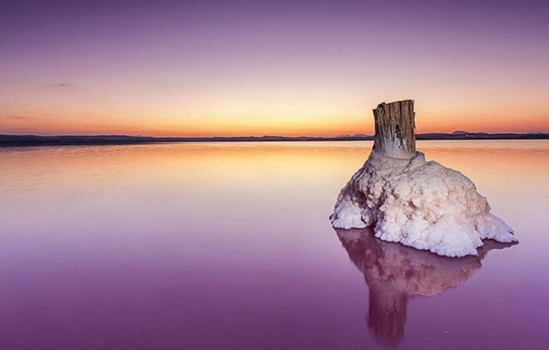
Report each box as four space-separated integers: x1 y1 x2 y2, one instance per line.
330 100 518 257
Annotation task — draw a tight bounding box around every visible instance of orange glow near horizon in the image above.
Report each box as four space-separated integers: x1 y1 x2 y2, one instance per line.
2 104 547 137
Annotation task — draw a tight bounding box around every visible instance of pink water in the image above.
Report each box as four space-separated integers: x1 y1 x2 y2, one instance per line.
1 141 548 349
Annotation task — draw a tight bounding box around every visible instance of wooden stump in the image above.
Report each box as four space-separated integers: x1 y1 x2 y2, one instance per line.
372 100 416 159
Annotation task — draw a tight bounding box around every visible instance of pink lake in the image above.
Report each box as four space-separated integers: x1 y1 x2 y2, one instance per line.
1 140 548 349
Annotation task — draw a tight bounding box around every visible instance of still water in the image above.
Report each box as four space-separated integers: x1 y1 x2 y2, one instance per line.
1 141 548 349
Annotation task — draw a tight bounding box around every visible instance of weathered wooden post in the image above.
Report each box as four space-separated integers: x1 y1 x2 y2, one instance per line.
372 100 416 159
332 99 517 257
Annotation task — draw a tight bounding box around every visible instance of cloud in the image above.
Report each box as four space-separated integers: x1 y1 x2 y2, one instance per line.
55 82 74 88
47 82 91 93
3 115 34 121
40 82 79 90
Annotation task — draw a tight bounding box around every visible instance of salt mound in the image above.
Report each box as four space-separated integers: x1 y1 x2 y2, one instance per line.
331 100 518 257
331 150 518 257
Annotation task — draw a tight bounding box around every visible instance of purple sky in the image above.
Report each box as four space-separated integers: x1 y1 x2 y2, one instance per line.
1 0 548 135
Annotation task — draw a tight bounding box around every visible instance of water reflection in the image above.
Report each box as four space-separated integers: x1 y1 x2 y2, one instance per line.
336 228 514 345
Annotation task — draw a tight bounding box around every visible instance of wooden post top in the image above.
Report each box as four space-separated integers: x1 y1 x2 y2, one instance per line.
372 100 416 159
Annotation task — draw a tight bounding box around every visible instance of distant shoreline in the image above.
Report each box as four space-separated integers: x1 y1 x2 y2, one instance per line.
1 133 548 147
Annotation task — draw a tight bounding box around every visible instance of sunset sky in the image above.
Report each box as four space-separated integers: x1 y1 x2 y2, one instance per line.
1 0 548 137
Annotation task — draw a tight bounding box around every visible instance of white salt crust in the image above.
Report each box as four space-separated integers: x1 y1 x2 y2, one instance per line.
331 151 518 257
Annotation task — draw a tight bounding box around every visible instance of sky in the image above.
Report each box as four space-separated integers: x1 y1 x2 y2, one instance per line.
1 0 548 136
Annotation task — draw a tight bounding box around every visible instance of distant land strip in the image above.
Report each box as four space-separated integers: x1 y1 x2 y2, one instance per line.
0 132 548 147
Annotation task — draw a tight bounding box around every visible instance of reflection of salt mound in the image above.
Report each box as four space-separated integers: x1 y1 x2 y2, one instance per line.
330 100 518 257
336 228 513 344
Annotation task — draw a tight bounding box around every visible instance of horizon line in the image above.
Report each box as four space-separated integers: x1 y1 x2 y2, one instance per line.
2 130 549 138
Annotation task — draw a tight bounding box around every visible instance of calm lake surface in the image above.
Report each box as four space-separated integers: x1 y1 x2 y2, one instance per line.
1 140 548 349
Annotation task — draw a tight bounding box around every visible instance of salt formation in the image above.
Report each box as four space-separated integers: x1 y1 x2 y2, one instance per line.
336 228 513 344
330 100 518 257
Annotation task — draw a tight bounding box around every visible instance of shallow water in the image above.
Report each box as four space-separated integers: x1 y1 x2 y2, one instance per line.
1 140 548 349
